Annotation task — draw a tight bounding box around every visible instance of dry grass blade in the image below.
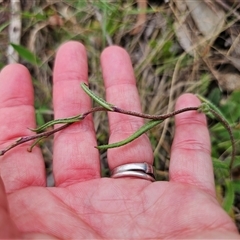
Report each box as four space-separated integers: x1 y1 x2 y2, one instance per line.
7 0 21 63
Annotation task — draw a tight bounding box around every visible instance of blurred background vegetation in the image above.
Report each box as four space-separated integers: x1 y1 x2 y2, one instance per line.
1 0 240 231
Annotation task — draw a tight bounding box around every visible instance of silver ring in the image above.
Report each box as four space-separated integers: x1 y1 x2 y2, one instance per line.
111 162 156 182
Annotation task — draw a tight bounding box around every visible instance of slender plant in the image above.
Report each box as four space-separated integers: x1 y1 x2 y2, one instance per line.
0 83 235 177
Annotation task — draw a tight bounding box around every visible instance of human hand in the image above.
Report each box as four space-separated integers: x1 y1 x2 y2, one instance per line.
0 42 239 239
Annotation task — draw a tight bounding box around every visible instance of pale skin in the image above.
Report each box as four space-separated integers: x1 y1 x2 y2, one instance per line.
0 42 239 239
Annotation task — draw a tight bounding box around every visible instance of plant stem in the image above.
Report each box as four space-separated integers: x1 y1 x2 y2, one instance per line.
113 106 199 120
0 106 106 156
0 106 199 156
0 123 71 156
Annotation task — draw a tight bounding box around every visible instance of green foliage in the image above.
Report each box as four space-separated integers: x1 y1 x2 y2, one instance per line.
206 89 240 217
208 90 240 165
232 180 240 193
208 87 221 106
93 1 125 46
0 21 9 32
10 43 42 66
22 11 47 22
35 108 47 127
222 180 235 213
220 91 240 122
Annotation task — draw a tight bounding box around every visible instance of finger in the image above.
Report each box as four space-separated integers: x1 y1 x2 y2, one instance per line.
0 64 45 193
101 46 153 170
53 41 100 187
170 94 215 195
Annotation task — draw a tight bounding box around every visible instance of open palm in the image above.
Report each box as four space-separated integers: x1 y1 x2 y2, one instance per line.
0 42 238 239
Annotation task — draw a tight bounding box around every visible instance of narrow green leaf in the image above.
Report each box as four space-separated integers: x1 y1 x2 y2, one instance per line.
222 180 235 213
212 158 229 170
232 180 240 193
35 111 45 127
0 21 9 32
30 114 82 133
81 83 114 111
28 136 45 152
97 120 162 150
232 156 240 169
10 43 42 66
